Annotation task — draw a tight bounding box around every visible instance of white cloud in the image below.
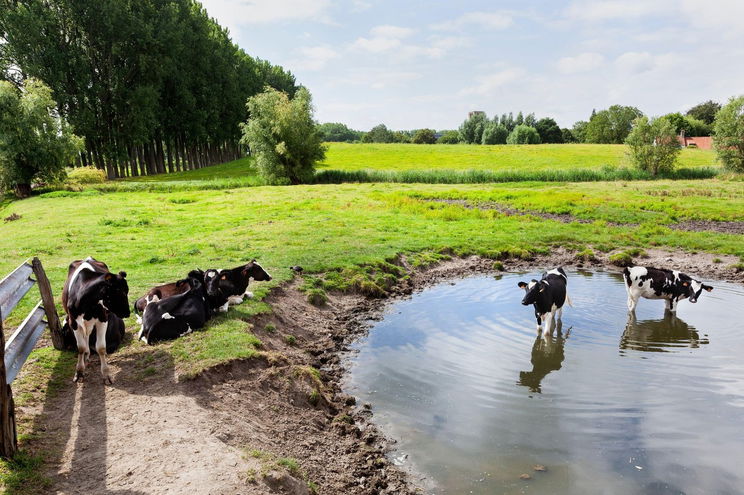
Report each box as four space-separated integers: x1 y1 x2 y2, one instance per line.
614 52 655 74
350 24 414 53
565 1 666 22
199 0 331 28
431 11 513 31
340 69 422 90
556 53 605 74
459 68 525 96
370 25 415 39
292 45 340 71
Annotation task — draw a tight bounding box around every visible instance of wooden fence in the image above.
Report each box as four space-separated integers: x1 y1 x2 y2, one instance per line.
0 258 64 457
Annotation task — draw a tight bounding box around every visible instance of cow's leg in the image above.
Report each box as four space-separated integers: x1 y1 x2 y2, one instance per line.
536 316 542 333
668 298 676 313
227 295 244 306
627 293 638 312
72 322 90 383
95 320 113 384
243 290 254 300
556 306 563 320
219 302 229 313
543 312 554 336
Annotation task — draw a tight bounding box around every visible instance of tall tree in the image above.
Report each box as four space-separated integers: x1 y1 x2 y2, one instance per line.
585 105 643 144
713 95 744 172
534 118 563 143
686 100 721 125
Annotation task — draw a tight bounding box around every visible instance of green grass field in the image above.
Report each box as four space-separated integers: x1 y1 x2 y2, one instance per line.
2 154 743 491
318 143 718 171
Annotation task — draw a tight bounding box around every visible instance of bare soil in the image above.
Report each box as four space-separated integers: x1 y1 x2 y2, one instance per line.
15 249 743 495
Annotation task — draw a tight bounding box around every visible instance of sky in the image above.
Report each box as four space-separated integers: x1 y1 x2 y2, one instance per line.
199 0 744 131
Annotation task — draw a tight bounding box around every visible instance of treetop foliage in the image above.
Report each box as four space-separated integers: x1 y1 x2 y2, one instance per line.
584 105 643 144
686 100 721 125
0 0 297 178
507 124 541 145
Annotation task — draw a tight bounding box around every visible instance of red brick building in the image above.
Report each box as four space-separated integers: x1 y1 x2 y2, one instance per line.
677 131 712 149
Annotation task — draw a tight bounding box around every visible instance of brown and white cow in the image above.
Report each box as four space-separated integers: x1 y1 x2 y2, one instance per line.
62 257 130 384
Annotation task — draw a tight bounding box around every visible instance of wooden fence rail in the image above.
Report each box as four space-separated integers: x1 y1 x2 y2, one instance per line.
0 257 64 458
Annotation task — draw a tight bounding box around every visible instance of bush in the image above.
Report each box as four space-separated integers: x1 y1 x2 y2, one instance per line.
437 130 461 144
362 124 395 143
713 95 744 172
481 123 508 144
625 116 680 175
412 128 437 144
0 79 82 197
67 167 106 184
535 118 563 143
506 125 541 144
240 87 325 185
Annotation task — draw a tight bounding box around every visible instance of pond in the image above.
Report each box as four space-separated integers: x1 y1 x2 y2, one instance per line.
344 270 744 494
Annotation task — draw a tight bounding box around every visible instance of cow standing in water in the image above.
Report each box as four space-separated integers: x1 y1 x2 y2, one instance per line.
623 266 713 313
62 257 130 384
518 267 572 336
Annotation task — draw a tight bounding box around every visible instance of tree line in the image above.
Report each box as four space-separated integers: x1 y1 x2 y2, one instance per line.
0 0 297 181
320 100 723 146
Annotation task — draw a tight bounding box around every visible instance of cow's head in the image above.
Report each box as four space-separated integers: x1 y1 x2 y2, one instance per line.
102 271 130 318
518 279 545 306
244 260 272 282
202 269 228 307
187 269 205 284
683 279 713 303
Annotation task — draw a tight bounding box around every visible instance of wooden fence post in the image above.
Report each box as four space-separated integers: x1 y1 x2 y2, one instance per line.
31 257 65 350
0 309 18 458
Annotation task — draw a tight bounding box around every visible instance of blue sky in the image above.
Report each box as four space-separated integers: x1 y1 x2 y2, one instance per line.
199 0 744 131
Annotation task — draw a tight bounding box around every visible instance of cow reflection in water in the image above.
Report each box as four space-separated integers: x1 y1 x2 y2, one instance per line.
518 320 571 393
620 312 709 353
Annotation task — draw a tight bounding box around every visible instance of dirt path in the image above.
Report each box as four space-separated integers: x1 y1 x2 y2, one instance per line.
23 282 417 495
15 251 743 495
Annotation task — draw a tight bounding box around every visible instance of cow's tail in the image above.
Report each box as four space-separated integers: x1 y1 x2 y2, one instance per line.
622 267 631 287
565 291 573 308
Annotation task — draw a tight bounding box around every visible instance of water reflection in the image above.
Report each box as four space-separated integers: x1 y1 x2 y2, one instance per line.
620 312 709 353
518 321 571 393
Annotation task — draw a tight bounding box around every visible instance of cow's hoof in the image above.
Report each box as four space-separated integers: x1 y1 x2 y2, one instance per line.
73 373 83 383
103 375 114 385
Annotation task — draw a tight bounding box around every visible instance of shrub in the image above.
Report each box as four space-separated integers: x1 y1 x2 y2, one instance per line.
625 116 680 175
0 79 83 197
412 128 437 144
481 123 508 144
306 288 328 306
437 130 461 144
241 87 325 184
506 125 541 144
67 167 106 184
713 95 744 172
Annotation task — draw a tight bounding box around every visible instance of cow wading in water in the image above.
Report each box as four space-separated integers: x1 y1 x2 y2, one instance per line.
518 267 572 336
62 257 130 384
623 266 713 313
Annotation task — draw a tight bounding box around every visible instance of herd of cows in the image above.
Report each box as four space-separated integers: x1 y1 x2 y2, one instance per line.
60 256 271 384
519 266 713 335
58 255 714 385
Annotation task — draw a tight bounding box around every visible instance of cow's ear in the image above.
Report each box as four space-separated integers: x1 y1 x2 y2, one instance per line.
119 271 127 279
220 274 227 280
518 282 527 289
682 281 689 287
703 284 713 292
251 259 257 263
104 273 114 282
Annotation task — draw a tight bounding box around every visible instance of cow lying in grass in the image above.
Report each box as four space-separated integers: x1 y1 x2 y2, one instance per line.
62 257 130 384
138 277 215 344
134 269 228 322
623 266 713 313
207 260 272 312
518 267 572 336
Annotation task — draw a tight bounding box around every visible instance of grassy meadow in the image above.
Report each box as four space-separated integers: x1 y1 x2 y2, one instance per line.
1 147 743 490
318 143 718 171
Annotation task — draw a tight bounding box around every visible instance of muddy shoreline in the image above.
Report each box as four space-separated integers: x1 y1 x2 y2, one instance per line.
23 248 744 495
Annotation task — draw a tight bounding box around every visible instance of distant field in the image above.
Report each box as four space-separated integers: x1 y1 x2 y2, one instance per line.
318 143 718 171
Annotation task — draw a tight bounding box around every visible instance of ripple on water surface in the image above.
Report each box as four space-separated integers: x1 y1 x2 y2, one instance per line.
345 270 744 494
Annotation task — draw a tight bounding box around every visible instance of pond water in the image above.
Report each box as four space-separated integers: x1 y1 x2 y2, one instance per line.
344 270 744 495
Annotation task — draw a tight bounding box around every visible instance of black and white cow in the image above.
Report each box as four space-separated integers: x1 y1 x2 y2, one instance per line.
138 277 213 344
62 313 126 355
207 260 272 312
518 267 572 335
134 269 228 322
62 257 130 384
623 266 713 313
